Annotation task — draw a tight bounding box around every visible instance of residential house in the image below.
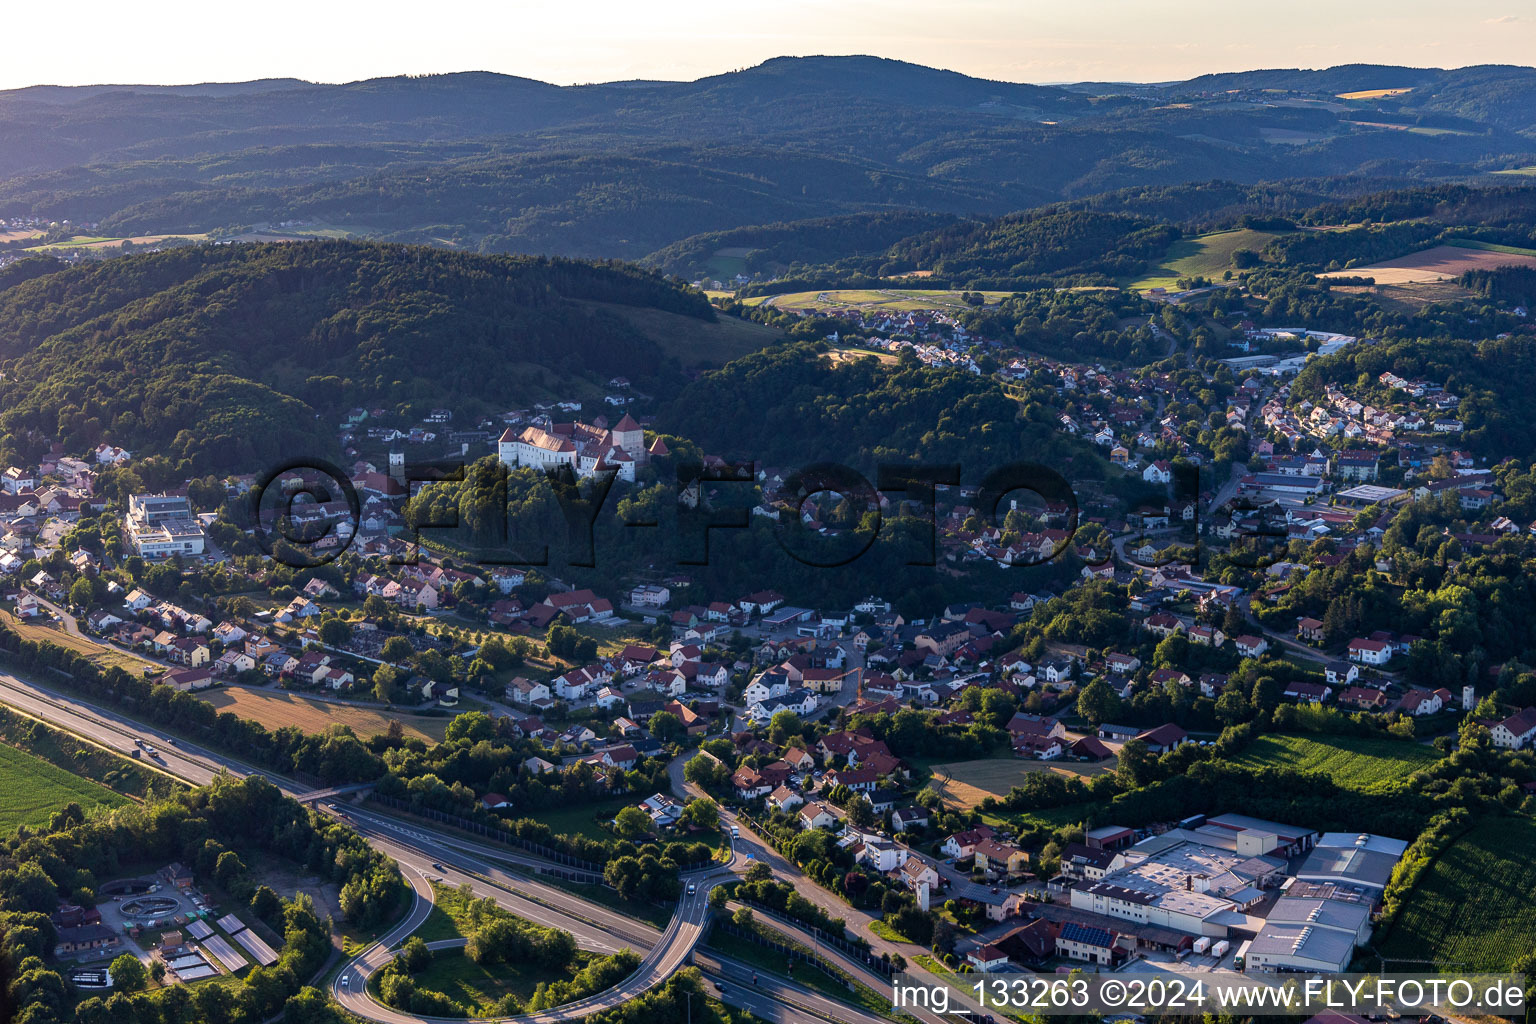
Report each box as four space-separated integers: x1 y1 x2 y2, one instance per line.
797 802 838 830
1136 722 1190 753
1348 638 1393 666
1491 707 1536 750
1056 922 1121 965
1233 634 1269 658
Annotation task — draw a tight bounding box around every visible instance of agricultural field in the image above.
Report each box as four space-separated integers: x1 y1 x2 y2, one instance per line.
825 347 899 367
743 288 1015 313
0 742 130 833
1320 242 1536 284
1337 88 1415 100
25 233 207 251
1492 165 1536 177
1235 733 1439 792
0 609 158 675
1126 228 1282 290
924 754 1112 811
1378 815 1536 971
1328 278 1473 314
201 686 449 743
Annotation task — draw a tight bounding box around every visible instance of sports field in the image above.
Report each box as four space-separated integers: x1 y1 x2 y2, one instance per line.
0 742 129 833
1235 733 1439 792
924 755 1112 811
202 687 448 743
1378 815 1536 971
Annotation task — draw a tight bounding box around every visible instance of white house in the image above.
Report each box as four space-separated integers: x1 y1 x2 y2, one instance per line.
1347 638 1393 666
1491 707 1536 750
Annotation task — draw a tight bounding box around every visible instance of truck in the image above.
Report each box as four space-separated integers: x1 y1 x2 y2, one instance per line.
1211 939 1231 958
1232 940 1250 970
1192 937 1212 955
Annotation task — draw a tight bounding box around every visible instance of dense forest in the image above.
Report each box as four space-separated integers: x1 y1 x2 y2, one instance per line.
4 58 1536 257
0 241 714 473
862 209 1180 286
640 210 956 280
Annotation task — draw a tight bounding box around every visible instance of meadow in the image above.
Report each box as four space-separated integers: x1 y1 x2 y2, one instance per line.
1234 733 1439 792
0 742 130 833
1125 228 1281 290
1378 815 1536 971
924 754 1112 811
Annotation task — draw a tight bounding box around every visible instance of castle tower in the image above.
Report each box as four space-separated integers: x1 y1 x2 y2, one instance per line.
612 413 644 457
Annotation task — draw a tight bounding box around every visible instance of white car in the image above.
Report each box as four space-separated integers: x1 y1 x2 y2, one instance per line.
687 883 696 895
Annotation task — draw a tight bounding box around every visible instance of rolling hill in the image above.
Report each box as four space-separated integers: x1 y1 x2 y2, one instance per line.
0 242 747 473
2 57 1534 260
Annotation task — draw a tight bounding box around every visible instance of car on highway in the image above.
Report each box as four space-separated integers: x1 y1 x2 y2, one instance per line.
713 981 725 992
432 862 444 871
730 825 739 838
687 882 696 895
342 975 349 988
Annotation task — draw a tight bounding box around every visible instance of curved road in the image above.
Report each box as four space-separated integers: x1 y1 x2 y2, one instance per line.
0 667 918 1024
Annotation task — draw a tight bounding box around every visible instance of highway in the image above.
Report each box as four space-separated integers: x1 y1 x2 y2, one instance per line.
0 667 909 1024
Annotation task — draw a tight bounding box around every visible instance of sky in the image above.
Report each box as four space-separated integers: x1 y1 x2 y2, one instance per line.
3 0 1534 90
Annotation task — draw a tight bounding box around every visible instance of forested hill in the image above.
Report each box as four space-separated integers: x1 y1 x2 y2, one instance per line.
661 342 1105 476
0 242 714 472
5 57 1536 259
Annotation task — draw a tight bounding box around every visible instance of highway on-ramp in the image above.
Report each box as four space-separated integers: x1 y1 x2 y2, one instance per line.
0 668 905 1024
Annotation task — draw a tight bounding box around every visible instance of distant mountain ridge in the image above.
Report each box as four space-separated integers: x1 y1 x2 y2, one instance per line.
1 56 1534 260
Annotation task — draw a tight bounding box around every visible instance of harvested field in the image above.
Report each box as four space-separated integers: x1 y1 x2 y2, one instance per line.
1320 243 1536 284
202 687 448 742
1337 88 1415 100
924 754 1112 811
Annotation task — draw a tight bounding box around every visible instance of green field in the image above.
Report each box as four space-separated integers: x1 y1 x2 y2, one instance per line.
0 742 130 833
532 794 637 841
1379 815 1536 970
415 948 590 1013
742 288 1016 313
1126 228 1282 290
1235 733 1440 792
1492 165 1536 177
1445 237 1536 257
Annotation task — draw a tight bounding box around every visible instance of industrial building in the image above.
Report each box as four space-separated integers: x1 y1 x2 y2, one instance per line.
1069 819 1293 937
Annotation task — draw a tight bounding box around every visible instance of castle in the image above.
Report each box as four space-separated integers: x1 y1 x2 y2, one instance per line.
497 413 666 483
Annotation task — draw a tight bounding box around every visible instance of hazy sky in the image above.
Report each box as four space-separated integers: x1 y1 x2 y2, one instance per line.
4 0 1533 89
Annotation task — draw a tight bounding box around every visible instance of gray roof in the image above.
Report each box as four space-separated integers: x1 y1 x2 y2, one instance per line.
1297 845 1400 892
1247 920 1356 971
